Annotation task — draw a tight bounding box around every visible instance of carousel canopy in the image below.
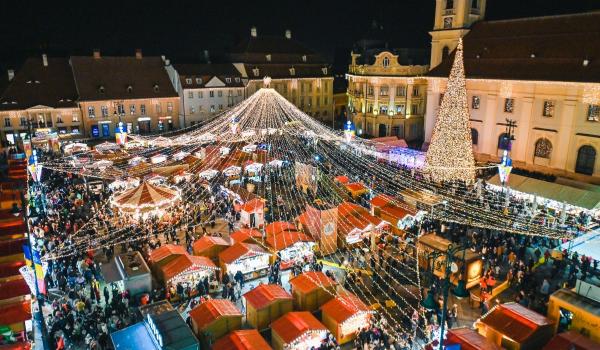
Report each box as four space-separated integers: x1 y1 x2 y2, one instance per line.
112 182 180 211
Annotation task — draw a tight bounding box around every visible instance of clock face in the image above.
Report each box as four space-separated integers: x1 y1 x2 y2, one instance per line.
324 222 334 235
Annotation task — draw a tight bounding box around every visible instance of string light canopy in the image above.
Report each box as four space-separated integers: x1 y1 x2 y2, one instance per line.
425 38 476 183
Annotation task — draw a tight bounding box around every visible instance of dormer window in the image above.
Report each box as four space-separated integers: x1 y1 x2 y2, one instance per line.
266 54 271 62
127 85 133 93
289 67 296 76
195 78 202 84
235 77 240 82
34 80 40 84
26 80 32 84
98 85 105 94
252 68 260 77
226 77 231 83
382 56 390 67
185 78 192 84
322 67 328 75
153 84 159 92
301 55 307 62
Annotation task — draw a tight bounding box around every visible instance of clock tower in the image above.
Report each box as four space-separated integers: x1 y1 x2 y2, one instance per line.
430 0 486 68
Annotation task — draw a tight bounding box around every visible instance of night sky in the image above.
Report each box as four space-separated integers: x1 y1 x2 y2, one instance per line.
0 0 598 71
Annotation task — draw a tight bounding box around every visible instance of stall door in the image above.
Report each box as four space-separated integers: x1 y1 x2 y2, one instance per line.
101 124 110 137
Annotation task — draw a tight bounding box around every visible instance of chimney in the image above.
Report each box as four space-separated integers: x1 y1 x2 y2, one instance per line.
42 54 48 67
250 26 257 37
285 30 292 39
7 70 14 81
135 49 143 59
93 50 101 59
204 50 211 64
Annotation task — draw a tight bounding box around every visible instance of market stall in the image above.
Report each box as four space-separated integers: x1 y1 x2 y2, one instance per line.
343 182 369 199
337 202 385 246
270 311 328 350
548 288 600 343
192 236 232 263
189 299 243 348
148 244 187 271
244 162 263 177
289 271 337 312
101 251 152 299
243 284 293 330
265 221 297 238
111 182 180 219
157 253 219 287
239 199 265 228
199 169 219 181
218 242 270 281
213 330 273 350
321 292 373 345
296 204 338 256
230 228 263 244
63 142 89 155
543 330 600 350
266 231 315 270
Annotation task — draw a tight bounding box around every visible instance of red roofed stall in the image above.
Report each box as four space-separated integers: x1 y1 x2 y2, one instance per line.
321 292 373 345
230 228 263 244
239 198 264 229
212 329 273 350
0 300 32 335
189 299 243 348
157 254 218 286
265 221 296 238
289 271 337 312
192 235 231 262
271 311 328 350
442 327 502 350
218 242 270 281
266 231 315 270
243 284 293 330
543 330 600 350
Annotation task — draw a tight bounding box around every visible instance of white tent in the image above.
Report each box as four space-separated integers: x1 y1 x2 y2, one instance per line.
242 144 257 153
199 169 219 180
223 165 241 177
109 177 140 190
220 147 230 156
245 162 263 174
95 142 120 153
173 151 190 161
64 142 89 154
90 160 113 170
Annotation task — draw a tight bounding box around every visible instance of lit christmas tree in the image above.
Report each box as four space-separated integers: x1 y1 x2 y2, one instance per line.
425 38 475 183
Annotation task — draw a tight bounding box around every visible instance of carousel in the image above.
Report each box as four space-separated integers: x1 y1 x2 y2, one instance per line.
110 181 181 218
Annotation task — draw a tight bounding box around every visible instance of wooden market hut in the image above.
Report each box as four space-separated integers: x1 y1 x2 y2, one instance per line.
157 253 218 285
189 299 243 348
212 329 273 350
547 288 600 343
289 271 337 312
440 327 502 350
230 228 263 244
337 201 385 247
265 221 297 238
148 244 187 272
320 292 372 345
543 330 600 350
369 194 396 217
218 242 271 280
240 198 265 229
243 284 293 330
192 236 232 262
477 302 554 350
334 175 350 184
343 182 369 199
270 311 328 350
266 231 315 269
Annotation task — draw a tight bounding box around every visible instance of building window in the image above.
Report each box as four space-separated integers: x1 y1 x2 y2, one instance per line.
20 117 27 126
380 105 388 114
498 133 511 150
101 106 109 117
226 77 231 83
396 86 406 97
382 56 390 67
235 77 240 83
56 115 63 124
392 126 401 137
218 90 223 97
140 104 146 115
72 113 79 123
88 106 96 118
472 0 480 9
576 145 596 175
587 104 600 122
190 106 195 114
188 91 194 98
471 128 478 145
396 104 405 114
380 86 389 96
439 93 444 106
302 55 307 62
534 138 552 159
324 96 328 105
367 86 374 96
443 17 453 29
504 98 514 113
155 104 162 114
265 54 271 62
117 104 125 115
446 0 454 9
367 104 373 113
4 118 10 127
237 90 242 96
195 78 202 84
130 105 136 115
472 96 480 109
412 86 420 97
252 68 260 77
210 105 215 113
210 90 215 98
316 97 320 107
185 78 192 84
542 100 555 117
219 104 223 110
167 102 173 113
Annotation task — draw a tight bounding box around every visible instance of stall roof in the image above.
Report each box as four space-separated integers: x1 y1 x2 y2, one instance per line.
488 173 600 210
243 284 292 310
0 300 31 325
334 175 350 184
189 299 242 330
266 231 313 250
160 254 218 281
192 235 231 254
117 251 150 279
148 244 187 264
380 205 417 221
543 330 600 350
213 329 273 350
0 260 25 279
241 198 264 212
418 234 480 261
480 302 553 343
111 322 160 350
0 342 32 350
230 228 263 243
289 271 336 294
444 327 501 350
265 221 297 237
321 293 370 323
337 202 369 218
370 194 395 208
271 311 327 344
344 182 368 193
219 242 268 264
148 309 199 350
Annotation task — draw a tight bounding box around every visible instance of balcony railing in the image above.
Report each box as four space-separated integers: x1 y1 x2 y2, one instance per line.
444 9 455 15
470 8 480 15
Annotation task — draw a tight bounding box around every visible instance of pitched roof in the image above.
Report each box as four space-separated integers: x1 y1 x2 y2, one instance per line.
240 198 264 212
429 12 600 83
444 327 502 350
334 175 350 184
271 311 327 344
345 182 368 193
370 194 395 208
480 303 553 343
70 55 178 101
543 330 600 350
0 300 31 325
212 330 273 350
192 235 231 254
174 63 244 89
321 293 370 323
189 299 242 330
337 202 369 218
266 231 313 250
241 63 332 80
219 242 268 264
0 57 78 110
230 228 263 243
243 284 292 310
159 254 218 282
148 244 187 264
0 277 30 300
265 221 297 237
230 35 325 64
289 271 336 294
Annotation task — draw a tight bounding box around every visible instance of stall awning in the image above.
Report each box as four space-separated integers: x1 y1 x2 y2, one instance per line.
0 300 32 325
488 174 600 210
111 322 160 350
101 260 123 283
219 243 268 264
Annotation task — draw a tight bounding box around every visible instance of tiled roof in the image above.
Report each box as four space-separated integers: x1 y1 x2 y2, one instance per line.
271 311 327 344
345 182 368 193
429 12 600 83
289 271 336 294
159 254 218 282
189 299 242 330
243 284 292 310
230 228 263 243
334 175 350 184
337 202 369 218
266 231 313 250
321 293 370 323
174 63 244 89
212 330 273 350
0 57 78 111
192 235 231 254
148 244 187 264
241 63 332 80
219 242 268 264
70 55 178 101
480 303 553 343
265 221 296 237
370 194 395 208
230 35 325 64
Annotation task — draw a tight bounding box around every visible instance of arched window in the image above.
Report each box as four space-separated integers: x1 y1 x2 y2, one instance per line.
498 133 511 150
382 56 390 68
471 128 479 145
534 138 552 159
576 145 596 175
442 46 450 59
